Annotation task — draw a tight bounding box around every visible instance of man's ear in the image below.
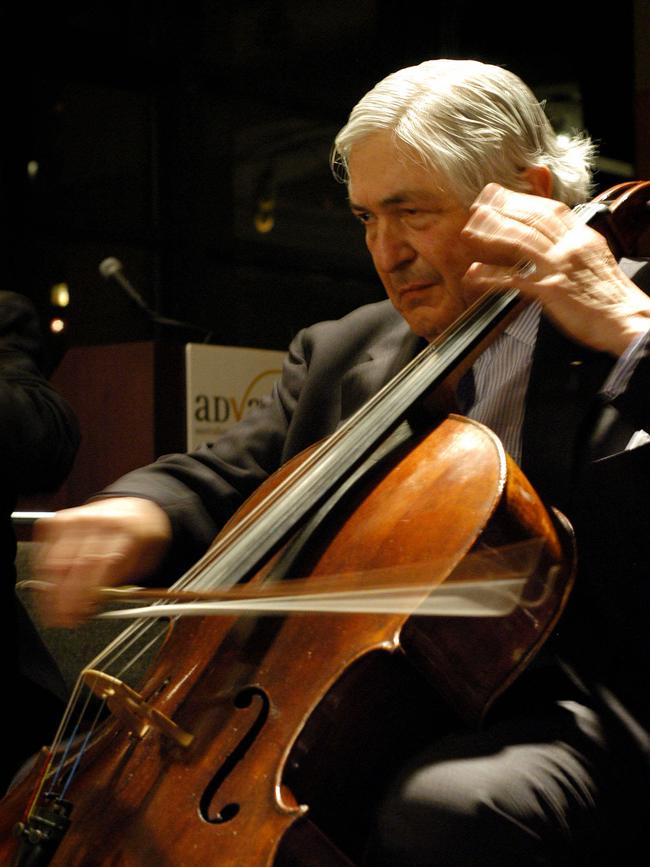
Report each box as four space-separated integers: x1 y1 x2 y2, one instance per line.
521 165 553 198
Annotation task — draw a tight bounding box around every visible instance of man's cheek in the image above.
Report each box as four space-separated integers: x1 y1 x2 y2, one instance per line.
460 263 490 305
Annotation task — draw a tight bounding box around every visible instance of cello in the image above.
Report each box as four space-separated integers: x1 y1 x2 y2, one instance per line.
0 182 647 866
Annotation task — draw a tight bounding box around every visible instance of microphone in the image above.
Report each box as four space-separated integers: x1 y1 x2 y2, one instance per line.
98 256 213 342
98 257 150 313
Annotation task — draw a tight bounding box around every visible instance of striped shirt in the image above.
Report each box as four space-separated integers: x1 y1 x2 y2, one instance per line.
464 303 541 464
462 304 650 465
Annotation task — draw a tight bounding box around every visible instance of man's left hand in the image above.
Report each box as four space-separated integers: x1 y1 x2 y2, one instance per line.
460 183 650 357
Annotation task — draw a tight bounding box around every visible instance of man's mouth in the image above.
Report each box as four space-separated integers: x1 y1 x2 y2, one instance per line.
395 281 438 300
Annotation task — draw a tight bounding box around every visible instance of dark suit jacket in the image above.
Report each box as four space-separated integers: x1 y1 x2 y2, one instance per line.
104 258 650 731
521 258 650 736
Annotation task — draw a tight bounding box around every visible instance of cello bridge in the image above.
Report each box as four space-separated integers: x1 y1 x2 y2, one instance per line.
82 669 194 747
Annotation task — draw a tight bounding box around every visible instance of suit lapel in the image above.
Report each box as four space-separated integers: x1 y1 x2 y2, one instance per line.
521 316 618 511
339 320 423 421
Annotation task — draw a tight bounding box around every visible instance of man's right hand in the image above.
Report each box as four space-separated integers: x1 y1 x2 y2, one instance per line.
33 497 173 627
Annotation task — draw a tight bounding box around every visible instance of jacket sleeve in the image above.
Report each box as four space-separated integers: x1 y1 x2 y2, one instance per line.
99 327 312 573
97 299 407 578
0 292 80 494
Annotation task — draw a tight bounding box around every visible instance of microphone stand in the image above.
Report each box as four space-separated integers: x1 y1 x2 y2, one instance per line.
98 257 213 343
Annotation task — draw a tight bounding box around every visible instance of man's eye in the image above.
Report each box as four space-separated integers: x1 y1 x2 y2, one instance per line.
355 212 371 224
402 209 435 226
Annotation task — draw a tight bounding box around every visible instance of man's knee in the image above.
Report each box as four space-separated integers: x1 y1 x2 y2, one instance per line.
365 716 608 867
369 751 545 866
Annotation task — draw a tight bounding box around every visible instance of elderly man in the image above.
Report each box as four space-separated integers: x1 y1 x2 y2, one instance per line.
34 60 650 865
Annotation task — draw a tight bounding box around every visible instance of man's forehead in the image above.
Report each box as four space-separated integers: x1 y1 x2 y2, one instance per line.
346 132 452 206
348 189 444 210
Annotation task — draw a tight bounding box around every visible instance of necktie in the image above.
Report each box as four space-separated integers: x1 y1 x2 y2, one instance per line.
455 368 476 414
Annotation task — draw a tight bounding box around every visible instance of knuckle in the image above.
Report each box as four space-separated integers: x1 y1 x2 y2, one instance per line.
550 200 570 218
477 182 501 202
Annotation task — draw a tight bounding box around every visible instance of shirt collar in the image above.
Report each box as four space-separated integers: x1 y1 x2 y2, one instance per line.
504 301 542 347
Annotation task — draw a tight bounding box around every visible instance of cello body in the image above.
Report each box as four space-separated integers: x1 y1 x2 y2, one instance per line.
0 414 574 866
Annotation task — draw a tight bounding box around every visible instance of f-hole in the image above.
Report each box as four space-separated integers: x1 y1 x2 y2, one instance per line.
199 686 270 824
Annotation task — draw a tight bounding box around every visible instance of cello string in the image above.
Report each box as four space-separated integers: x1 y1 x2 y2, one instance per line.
57 698 108 800
36 617 169 802
48 695 103 794
24 680 101 818
84 614 168 677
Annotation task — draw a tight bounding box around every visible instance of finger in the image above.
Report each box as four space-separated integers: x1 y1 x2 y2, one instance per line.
34 525 132 627
36 524 130 579
472 183 575 234
462 207 553 271
462 262 543 306
463 205 590 275
35 547 124 627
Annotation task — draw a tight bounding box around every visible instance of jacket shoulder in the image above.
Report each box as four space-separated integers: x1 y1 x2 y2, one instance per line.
294 299 410 363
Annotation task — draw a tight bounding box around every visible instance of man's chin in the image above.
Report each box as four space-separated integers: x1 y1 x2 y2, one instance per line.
404 310 448 342
400 299 467 342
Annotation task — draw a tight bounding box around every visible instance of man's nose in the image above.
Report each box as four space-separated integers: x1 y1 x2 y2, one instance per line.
369 222 415 272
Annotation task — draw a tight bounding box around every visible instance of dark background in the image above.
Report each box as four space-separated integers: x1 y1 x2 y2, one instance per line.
0 0 646 366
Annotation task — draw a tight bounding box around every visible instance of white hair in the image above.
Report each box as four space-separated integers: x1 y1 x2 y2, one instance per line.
332 59 595 206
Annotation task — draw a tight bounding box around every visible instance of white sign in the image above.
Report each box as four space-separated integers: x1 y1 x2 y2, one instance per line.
185 344 286 451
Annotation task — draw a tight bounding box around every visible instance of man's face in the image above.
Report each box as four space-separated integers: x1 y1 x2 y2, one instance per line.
347 131 475 341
